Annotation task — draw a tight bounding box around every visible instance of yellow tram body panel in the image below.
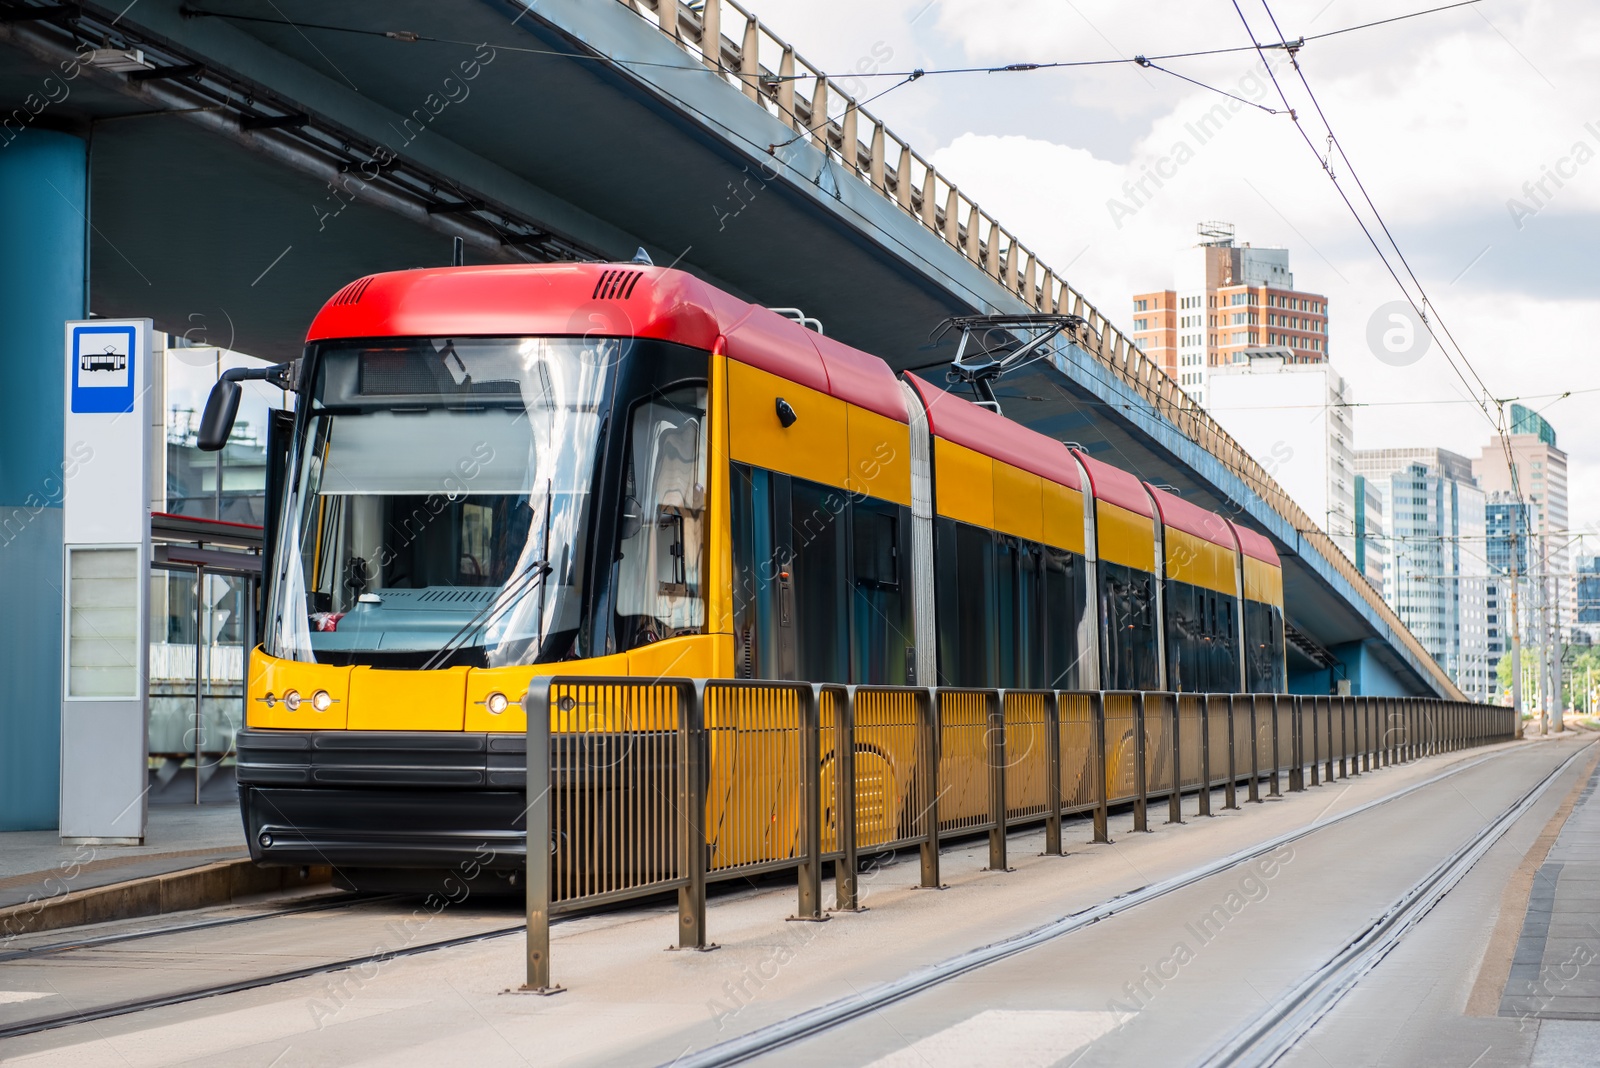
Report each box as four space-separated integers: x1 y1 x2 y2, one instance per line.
1166 527 1240 598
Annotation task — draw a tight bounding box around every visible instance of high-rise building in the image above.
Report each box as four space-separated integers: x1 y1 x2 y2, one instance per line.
1355 448 1491 703
1485 493 1532 677
1474 404 1569 572
1474 405 1571 664
1208 352 1357 559
1354 474 1388 589
1132 222 1330 405
1579 555 1600 629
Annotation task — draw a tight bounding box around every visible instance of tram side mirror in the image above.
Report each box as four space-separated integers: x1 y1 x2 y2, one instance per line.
198 378 242 452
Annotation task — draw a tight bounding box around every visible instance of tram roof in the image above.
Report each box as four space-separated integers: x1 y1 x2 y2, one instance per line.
1146 484 1236 551
904 376 1081 491
304 263 907 422
1072 450 1154 519
1229 520 1283 566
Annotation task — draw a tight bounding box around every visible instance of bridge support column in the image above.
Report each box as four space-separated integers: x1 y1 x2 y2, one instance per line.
0 127 86 831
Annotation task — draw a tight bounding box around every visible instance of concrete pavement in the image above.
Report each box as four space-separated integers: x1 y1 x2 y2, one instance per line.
2 734 1591 1066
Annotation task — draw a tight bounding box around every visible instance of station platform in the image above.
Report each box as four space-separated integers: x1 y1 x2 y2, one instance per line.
0 805 246 911
0 804 321 936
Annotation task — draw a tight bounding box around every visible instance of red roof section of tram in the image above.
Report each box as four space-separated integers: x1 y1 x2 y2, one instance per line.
904 376 1081 490
1227 520 1282 566
306 264 906 422
1071 450 1154 518
1145 484 1236 549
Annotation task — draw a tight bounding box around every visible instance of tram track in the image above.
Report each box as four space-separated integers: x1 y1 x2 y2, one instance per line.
0 892 393 965
658 741 1582 1068
1195 740 1594 1068
3 742 1570 1055
0 898 527 1042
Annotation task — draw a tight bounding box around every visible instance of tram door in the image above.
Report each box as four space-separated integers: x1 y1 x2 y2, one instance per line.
731 465 910 685
766 475 847 682
732 466 837 682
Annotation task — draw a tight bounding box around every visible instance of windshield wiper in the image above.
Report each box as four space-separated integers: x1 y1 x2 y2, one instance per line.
419 559 552 671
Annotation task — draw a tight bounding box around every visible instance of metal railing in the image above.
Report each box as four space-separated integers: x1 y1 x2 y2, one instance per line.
608 0 1458 700
521 679 1517 991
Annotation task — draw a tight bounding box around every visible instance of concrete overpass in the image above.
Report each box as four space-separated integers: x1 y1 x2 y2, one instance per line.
0 0 1461 820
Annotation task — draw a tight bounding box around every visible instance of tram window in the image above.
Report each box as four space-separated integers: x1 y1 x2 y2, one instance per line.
1166 581 1237 694
994 539 1019 689
1100 560 1160 691
1043 548 1083 690
791 480 848 683
934 518 997 687
729 464 770 678
613 386 708 652
852 507 898 588
1017 542 1049 690
1244 600 1285 692
850 502 910 685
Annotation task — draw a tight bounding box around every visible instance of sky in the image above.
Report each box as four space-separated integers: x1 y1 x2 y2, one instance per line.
745 0 1600 544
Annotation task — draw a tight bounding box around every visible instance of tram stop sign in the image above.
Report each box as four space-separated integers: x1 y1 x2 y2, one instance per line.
60 319 152 844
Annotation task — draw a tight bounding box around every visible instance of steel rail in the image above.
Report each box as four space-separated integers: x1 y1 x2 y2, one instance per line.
656 743 1534 1068
1195 740 1596 1068
0 920 526 1041
0 892 395 964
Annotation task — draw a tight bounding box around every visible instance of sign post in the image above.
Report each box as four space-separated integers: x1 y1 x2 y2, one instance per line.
60 319 152 844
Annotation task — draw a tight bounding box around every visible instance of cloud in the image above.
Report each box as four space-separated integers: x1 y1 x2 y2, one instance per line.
733 0 1600 537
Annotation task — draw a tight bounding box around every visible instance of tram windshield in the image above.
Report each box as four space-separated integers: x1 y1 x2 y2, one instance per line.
264 336 707 668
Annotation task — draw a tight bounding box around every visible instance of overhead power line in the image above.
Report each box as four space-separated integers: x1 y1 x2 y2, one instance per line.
182 0 1487 88
1229 0 1530 530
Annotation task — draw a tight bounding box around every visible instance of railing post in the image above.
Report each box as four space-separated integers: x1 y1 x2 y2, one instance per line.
1223 695 1240 810
1361 698 1372 772
1402 699 1413 763
1351 697 1363 775
1198 696 1213 816
1133 693 1150 832
522 678 561 994
791 684 827 922
1246 695 1261 803
832 685 861 911
1168 695 1184 824
1362 697 1370 764
677 680 712 949
1383 698 1394 766
918 688 944 888
1325 696 1337 782
1092 692 1112 842
987 691 1010 871
1331 697 1344 780
1309 698 1321 786
1268 696 1282 798
1045 691 1064 855
1287 696 1301 792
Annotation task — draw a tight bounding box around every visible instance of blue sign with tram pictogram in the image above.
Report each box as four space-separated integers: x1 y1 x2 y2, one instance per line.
70 323 137 413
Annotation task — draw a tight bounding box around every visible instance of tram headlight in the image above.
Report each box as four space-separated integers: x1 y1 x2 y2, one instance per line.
486 692 509 715
283 689 302 711
311 689 333 712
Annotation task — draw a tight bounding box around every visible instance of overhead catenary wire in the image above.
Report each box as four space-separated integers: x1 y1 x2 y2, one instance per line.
180 0 1487 89
1228 0 1535 604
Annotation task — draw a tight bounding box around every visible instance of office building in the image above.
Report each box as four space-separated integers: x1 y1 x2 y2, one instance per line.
1132 221 1329 405
1485 493 1532 675
1354 474 1388 590
1355 448 1491 702
1209 352 1357 559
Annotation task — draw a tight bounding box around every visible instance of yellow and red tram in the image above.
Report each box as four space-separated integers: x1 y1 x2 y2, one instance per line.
227 262 1285 880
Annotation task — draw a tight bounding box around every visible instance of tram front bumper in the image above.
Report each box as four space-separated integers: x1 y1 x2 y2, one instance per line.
237 728 532 871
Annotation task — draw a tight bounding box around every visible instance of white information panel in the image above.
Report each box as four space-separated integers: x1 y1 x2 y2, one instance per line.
60 319 152 844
